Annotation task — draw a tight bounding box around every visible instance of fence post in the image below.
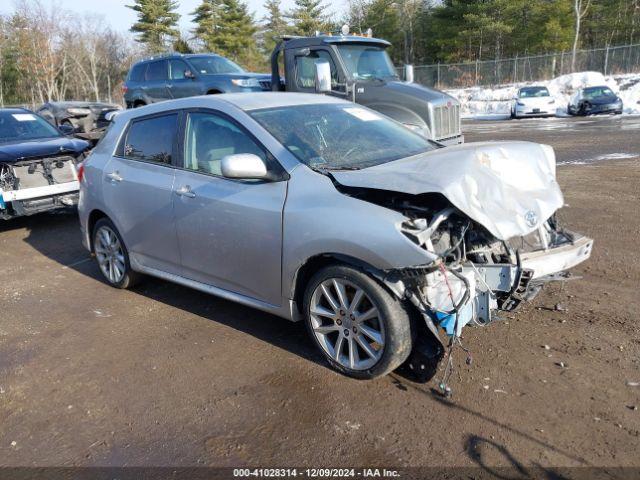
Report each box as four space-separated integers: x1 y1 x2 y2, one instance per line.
475 59 479 86
437 62 440 88
604 45 609 76
514 54 518 83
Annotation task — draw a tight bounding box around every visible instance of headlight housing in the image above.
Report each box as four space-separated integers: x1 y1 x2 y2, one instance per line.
548 99 556 104
231 78 260 88
516 101 525 106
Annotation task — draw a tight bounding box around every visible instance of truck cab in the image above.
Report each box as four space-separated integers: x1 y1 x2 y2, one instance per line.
270 34 463 145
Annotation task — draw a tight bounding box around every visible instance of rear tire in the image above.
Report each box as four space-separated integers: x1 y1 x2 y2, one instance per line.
92 218 141 289
303 264 413 380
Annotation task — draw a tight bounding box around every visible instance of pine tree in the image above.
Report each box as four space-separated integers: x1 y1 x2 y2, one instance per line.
287 0 331 36
261 0 288 55
192 0 259 65
127 0 180 53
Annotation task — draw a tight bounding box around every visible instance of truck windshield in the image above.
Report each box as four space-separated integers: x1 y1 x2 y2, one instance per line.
250 103 434 170
337 45 398 81
189 56 244 75
0 111 61 144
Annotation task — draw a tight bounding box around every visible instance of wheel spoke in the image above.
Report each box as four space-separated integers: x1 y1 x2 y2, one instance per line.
320 283 340 313
332 333 345 361
348 289 364 314
310 304 335 319
356 307 378 323
313 324 339 334
359 323 383 345
355 334 378 359
348 336 360 368
332 279 348 310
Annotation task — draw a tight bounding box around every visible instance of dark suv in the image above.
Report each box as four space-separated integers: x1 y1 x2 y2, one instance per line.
123 53 272 108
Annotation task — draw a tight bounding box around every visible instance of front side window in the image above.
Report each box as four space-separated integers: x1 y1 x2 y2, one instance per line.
0 111 61 144
123 114 178 164
145 61 167 81
183 112 266 176
169 59 189 80
250 103 435 170
295 50 339 89
337 45 398 81
188 56 244 75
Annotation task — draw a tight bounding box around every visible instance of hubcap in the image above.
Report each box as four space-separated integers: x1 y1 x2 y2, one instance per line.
94 226 126 284
309 278 385 371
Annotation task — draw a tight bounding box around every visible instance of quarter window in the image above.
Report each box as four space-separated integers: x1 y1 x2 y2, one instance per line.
129 63 146 82
184 112 267 176
296 50 338 89
123 114 178 165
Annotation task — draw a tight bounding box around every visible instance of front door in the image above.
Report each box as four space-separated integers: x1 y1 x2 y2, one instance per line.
167 59 202 99
102 112 181 273
172 110 287 305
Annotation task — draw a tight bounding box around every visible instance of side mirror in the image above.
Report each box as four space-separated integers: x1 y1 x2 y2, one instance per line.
59 123 75 136
404 64 414 84
314 61 331 93
185 69 195 79
221 154 268 179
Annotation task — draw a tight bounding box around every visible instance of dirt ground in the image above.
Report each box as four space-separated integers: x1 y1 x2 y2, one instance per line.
0 117 639 478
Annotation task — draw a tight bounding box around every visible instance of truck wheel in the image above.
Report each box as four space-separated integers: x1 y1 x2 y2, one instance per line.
93 218 141 289
303 265 413 380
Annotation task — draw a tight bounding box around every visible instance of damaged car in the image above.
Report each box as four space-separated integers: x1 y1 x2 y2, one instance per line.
37 101 122 144
1 108 89 220
78 93 593 381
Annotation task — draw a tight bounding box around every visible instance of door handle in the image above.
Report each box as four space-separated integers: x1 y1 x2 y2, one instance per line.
175 185 196 198
106 171 123 183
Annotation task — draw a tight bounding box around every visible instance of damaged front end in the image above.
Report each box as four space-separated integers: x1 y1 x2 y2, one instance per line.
0 156 80 219
330 142 593 384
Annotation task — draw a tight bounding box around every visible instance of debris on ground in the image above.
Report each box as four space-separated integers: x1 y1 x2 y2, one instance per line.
626 381 639 387
555 362 567 368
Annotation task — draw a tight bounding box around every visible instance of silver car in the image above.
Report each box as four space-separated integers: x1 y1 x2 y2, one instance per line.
78 93 593 380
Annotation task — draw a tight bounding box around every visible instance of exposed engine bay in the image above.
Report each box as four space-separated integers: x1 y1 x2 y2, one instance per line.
0 156 79 219
335 185 594 386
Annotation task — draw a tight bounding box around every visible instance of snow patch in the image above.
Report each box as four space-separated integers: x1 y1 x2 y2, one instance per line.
446 71 640 118
558 152 638 166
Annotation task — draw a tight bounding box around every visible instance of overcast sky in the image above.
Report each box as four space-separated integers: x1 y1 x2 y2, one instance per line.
0 0 345 34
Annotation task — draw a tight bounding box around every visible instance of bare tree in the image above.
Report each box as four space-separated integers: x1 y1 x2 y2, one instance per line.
571 0 592 71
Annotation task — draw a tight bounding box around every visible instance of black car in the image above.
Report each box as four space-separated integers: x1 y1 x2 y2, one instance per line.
123 53 272 108
0 108 90 219
567 86 623 115
37 101 121 140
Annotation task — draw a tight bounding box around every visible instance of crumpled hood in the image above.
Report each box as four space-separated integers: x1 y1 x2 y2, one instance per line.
331 141 564 241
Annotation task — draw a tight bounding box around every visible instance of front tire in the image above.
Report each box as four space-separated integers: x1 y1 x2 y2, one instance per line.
303 265 413 380
92 218 140 289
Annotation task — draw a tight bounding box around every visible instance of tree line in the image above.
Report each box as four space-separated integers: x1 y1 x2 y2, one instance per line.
0 0 638 106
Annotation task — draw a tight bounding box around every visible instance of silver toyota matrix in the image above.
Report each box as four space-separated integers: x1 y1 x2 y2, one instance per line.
78 93 593 381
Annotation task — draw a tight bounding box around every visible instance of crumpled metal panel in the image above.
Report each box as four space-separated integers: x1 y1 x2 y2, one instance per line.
331 141 564 241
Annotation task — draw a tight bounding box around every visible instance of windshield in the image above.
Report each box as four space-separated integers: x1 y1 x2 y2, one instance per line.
0 111 61 143
583 86 615 98
337 45 398 81
250 103 435 170
519 87 550 98
188 56 244 75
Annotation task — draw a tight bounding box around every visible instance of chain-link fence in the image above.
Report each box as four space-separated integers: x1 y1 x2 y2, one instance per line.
409 44 640 89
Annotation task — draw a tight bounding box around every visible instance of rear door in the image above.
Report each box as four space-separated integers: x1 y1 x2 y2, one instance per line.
172 110 287 305
143 60 171 103
102 112 182 274
167 59 202 99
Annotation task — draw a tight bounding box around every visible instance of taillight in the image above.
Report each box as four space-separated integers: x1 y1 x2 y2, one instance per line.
122 84 128 94
77 163 85 182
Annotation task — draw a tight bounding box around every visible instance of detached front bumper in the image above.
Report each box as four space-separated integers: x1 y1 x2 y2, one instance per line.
520 234 593 279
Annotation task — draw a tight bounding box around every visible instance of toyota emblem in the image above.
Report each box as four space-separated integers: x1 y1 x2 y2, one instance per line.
524 210 538 228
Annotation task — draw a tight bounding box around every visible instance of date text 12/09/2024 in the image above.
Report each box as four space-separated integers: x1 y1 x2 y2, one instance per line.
233 469 401 478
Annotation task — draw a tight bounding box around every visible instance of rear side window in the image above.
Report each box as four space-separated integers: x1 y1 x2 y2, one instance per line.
123 114 178 165
129 63 146 82
145 61 167 81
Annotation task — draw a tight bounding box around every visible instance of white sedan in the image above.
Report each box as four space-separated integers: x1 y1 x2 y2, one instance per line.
511 86 557 118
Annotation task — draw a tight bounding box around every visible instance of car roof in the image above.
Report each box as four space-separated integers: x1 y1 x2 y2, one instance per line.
113 93 348 124
133 53 225 66
0 107 34 114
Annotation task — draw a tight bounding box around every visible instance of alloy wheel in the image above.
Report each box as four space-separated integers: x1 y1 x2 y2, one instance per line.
309 278 385 371
94 225 126 284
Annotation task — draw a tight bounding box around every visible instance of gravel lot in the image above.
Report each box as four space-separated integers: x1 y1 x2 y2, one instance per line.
1 115 639 477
